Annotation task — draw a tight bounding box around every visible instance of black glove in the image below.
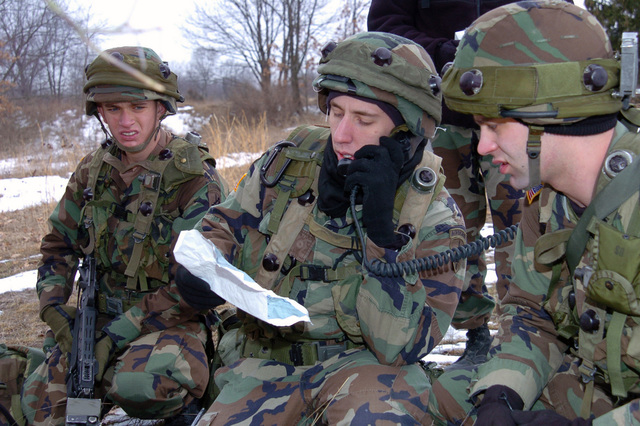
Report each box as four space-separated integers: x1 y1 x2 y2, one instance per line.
175 264 225 310
344 137 404 247
510 409 592 426
474 385 524 426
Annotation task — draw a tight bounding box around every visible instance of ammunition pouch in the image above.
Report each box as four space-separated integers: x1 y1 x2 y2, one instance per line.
586 218 640 315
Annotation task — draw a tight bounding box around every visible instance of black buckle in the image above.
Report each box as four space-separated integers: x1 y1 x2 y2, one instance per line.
301 265 328 282
289 343 303 366
105 297 124 315
112 203 129 220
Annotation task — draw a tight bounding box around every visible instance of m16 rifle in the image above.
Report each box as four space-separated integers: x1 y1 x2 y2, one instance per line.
65 254 101 425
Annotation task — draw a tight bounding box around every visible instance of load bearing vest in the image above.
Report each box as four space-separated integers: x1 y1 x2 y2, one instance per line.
80 136 214 294
254 124 446 307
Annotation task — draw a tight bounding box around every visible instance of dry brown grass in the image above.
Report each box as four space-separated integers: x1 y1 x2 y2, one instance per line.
0 289 48 347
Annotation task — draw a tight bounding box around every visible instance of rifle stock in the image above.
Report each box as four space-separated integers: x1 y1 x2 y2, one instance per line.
66 254 101 425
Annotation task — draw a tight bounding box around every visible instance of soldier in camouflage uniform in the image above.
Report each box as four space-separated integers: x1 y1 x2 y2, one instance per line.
368 0 527 368
174 32 467 425
428 1 640 424
21 46 228 425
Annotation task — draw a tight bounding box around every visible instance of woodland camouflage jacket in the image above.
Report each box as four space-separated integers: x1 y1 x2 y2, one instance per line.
471 122 640 424
37 130 227 349
196 127 467 366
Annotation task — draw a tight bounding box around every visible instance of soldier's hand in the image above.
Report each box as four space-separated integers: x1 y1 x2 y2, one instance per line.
41 304 76 355
94 333 116 382
344 136 404 247
175 264 225 310
474 385 522 426
510 409 592 425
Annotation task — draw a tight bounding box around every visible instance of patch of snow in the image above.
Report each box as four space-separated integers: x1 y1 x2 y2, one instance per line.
0 176 69 212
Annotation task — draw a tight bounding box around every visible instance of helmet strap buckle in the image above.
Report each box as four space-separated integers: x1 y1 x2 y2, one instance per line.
526 125 544 188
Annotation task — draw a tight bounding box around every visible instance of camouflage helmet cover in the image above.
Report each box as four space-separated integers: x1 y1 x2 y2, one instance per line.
441 0 622 125
313 31 442 139
83 46 184 116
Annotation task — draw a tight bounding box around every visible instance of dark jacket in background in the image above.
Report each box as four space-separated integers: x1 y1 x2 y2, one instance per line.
368 0 530 127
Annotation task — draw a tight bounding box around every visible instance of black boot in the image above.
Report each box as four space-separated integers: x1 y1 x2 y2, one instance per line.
446 323 492 371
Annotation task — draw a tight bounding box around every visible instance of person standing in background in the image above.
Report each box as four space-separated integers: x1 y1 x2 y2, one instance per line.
368 0 526 368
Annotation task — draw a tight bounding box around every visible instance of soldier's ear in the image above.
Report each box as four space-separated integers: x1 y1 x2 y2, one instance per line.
96 104 104 119
156 101 167 120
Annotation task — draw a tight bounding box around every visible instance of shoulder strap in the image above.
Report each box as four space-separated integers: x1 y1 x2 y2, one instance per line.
123 152 175 291
397 149 445 248
253 125 328 289
81 144 114 255
263 125 329 234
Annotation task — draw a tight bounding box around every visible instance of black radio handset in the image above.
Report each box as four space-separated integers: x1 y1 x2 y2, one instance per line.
337 158 352 177
390 129 413 165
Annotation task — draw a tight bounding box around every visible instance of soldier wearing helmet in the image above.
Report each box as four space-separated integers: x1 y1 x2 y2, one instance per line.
428 1 640 424
21 46 228 425
173 32 466 424
367 0 532 371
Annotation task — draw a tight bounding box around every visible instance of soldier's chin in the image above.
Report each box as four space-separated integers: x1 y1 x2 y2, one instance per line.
114 138 147 153
509 174 529 191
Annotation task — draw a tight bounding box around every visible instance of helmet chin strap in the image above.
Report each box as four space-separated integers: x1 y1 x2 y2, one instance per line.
526 125 544 189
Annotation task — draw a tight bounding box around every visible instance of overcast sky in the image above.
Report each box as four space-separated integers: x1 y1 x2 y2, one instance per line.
69 0 197 64
66 0 586 66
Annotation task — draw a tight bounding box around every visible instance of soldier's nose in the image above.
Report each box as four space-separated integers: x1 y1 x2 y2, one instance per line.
332 118 353 145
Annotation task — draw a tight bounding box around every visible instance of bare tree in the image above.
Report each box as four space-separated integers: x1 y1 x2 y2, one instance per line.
332 0 371 40
185 0 333 117
184 47 219 100
0 0 95 98
0 0 50 97
275 0 326 113
186 0 281 99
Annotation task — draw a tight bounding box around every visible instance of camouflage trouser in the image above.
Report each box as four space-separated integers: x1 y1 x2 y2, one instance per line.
21 319 210 425
428 354 625 425
196 348 433 425
432 124 524 329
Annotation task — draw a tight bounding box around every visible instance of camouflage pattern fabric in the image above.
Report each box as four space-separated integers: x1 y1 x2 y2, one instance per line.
21 318 208 423
428 122 640 425
0 344 44 426
84 46 184 116
21 130 228 425
428 354 631 425
432 124 523 329
199 348 432 425
193 129 466 424
441 0 621 124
